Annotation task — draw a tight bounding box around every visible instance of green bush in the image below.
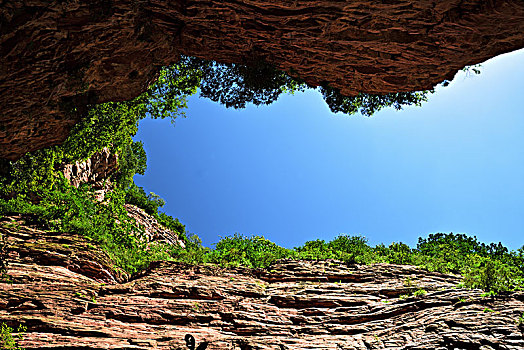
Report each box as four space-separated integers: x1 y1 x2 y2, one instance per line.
294 239 335 260
462 254 522 292
292 235 374 263
327 235 374 264
168 233 210 265
0 323 26 350
207 234 294 268
416 233 478 273
382 242 415 265
124 183 165 215
156 212 186 242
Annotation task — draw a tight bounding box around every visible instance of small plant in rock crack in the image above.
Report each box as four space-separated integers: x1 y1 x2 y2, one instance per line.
190 302 200 312
403 277 417 290
254 280 267 290
413 289 427 298
481 290 498 298
517 312 524 326
75 292 86 299
1 221 19 231
483 308 495 313
1 323 26 350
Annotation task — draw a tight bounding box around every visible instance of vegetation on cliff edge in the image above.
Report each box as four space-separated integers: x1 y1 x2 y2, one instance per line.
1 56 510 294
0 59 198 274
168 232 524 293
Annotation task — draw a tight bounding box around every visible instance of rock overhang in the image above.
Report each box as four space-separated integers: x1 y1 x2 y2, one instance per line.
1 0 524 159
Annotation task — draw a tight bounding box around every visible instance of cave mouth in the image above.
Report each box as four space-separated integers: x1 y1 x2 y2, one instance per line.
132 48 524 251
2 2 524 347
2 48 524 279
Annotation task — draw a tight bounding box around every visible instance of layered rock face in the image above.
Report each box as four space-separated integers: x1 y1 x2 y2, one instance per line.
125 204 186 248
61 147 119 201
1 218 523 349
2 0 524 159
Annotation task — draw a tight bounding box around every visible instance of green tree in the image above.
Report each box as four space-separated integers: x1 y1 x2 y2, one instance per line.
384 242 415 265
180 56 431 116
319 86 430 117
180 57 305 109
208 234 293 268
462 255 520 292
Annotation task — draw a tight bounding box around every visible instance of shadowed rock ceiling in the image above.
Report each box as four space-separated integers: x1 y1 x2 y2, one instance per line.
1 0 524 159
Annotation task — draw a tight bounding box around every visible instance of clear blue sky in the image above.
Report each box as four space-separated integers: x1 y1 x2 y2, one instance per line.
134 48 524 250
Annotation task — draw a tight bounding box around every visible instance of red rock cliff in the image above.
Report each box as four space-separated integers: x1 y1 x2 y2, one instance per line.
1 0 524 159
1 217 523 349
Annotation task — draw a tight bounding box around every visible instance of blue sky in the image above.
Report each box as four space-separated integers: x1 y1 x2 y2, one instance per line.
135 48 524 250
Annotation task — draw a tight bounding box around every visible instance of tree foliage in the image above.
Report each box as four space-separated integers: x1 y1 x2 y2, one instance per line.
176 232 524 293
320 86 430 116
0 56 484 278
178 56 430 116
179 57 306 109
0 60 198 274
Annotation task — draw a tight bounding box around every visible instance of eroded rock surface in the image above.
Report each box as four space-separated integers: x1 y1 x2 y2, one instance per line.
2 1 524 159
1 218 523 349
61 147 119 201
125 204 186 248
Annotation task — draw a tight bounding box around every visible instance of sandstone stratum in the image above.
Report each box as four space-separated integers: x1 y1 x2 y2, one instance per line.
2 0 524 159
1 216 524 350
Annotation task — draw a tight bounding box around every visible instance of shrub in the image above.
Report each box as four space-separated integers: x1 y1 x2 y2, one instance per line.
207 234 294 268
0 180 176 275
294 239 334 260
168 233 210 265
0 323 26 350
294 235 374 263
462 254 522 292
327 235 374 264
156 212 187 241
383 242 414 265
124 183 165 215
417 233 482 273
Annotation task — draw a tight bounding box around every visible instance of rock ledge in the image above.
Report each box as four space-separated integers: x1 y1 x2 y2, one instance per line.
1 219 523 349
